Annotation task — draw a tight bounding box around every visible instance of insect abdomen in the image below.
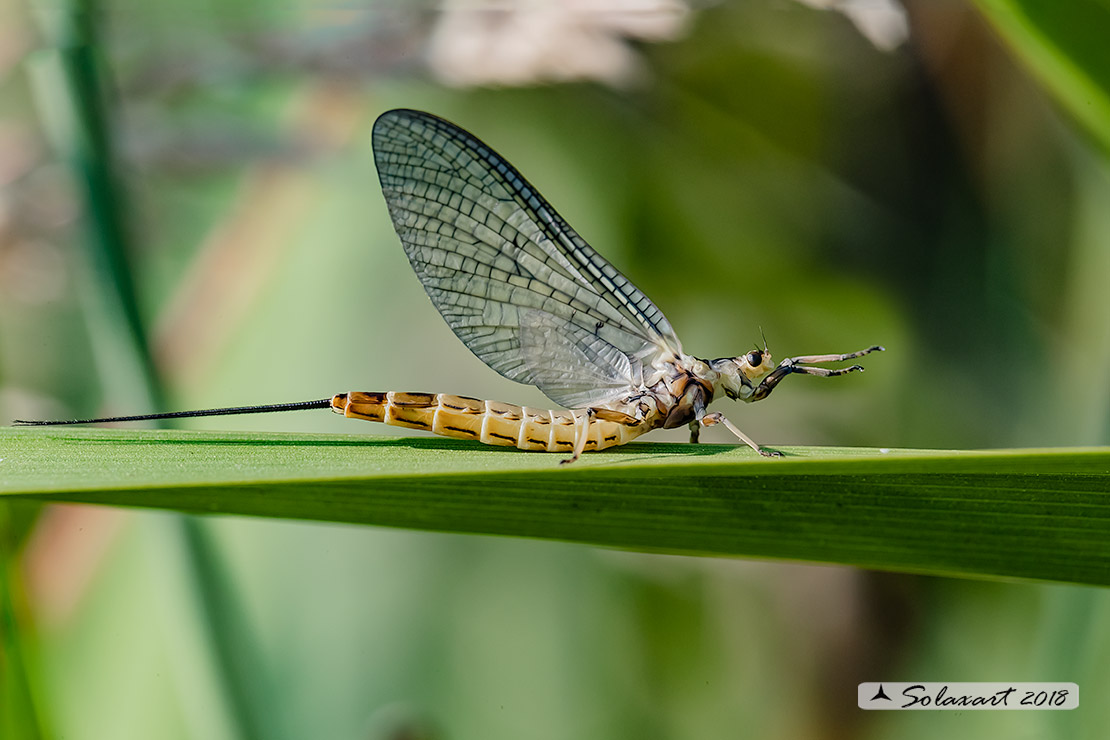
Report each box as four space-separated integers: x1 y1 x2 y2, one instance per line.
330 392 643 452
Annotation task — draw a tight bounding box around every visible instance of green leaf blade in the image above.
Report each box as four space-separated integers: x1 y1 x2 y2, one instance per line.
3 428 1109 587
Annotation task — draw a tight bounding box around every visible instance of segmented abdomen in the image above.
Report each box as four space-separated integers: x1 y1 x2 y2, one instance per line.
330 392 645 452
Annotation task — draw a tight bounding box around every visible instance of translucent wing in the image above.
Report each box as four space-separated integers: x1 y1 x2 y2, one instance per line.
372 108 682 408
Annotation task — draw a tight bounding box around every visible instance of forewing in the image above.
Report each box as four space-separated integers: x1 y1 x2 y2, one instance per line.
372 108 681 407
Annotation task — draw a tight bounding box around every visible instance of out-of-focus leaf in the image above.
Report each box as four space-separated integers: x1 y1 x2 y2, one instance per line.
973 0 1110 155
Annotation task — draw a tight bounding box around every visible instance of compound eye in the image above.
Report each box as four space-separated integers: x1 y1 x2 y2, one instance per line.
747 350 763 367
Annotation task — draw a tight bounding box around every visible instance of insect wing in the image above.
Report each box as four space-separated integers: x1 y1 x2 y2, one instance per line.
372 109 682 408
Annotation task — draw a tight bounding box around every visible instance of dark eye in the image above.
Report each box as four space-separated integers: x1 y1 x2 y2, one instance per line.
747 350 763 366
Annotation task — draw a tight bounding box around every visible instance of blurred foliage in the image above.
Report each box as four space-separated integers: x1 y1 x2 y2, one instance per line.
1 0 1109 738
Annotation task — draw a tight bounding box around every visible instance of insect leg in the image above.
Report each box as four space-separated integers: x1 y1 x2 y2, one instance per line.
561 408 596 465
700 412 781 457
750 364 862 401
750 345 882 402
784 345 884 365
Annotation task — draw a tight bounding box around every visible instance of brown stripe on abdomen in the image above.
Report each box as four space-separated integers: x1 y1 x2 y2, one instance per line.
332 391 386 421
432 394 485 441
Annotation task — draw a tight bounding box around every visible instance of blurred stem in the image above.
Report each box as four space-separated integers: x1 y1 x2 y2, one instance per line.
40 1 165 411
180 519 276 740
0 504 49 740
33 3 273 739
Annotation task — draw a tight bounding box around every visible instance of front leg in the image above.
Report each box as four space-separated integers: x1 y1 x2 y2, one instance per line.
689 420 700 444
751 345 883 401
785 345 884 365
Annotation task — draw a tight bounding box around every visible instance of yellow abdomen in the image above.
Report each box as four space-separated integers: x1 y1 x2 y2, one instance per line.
331 392 645 453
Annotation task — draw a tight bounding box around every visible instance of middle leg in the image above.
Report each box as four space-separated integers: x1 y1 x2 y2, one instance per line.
700 412 781 457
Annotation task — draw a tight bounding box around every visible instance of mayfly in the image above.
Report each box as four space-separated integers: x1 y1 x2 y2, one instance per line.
16 109 883 463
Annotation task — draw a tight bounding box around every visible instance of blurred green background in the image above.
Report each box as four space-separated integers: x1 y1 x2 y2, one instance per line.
2 0 1109 738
